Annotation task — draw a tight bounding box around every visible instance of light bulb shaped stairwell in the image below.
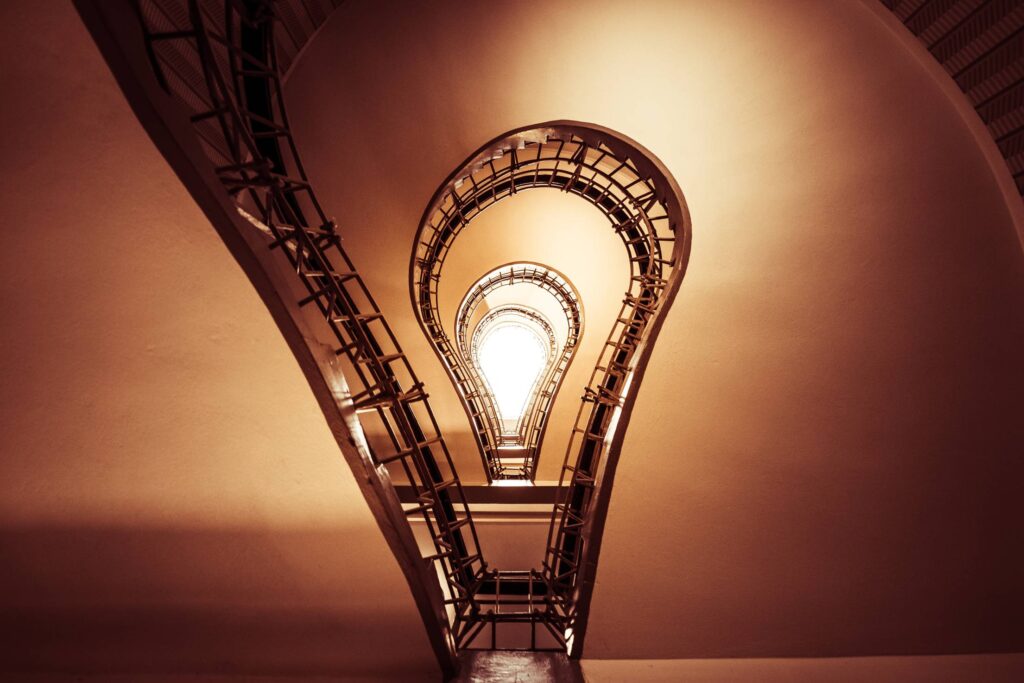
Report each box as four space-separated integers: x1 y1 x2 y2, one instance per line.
452 264 583 480
412 122 691 652
476 321 548 431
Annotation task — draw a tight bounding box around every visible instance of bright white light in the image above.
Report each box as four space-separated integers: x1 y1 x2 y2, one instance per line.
477 323 548 426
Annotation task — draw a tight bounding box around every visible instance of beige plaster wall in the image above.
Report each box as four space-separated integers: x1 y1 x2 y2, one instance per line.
284 0 1024 660
0 2 437 679
1 0 1020 674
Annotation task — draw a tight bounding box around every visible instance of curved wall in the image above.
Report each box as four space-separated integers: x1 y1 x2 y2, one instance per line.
0 2 436 679
285 0 1024 659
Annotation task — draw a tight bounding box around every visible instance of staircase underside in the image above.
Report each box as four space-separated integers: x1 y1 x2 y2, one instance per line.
452 650 584 683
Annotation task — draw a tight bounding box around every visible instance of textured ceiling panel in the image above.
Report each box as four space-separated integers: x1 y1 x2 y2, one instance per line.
883 0 1024 195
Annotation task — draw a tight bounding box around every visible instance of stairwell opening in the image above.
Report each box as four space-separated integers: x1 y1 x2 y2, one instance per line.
412 122 691 652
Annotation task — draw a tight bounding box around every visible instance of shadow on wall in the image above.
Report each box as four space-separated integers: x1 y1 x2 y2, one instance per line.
0 525 433 681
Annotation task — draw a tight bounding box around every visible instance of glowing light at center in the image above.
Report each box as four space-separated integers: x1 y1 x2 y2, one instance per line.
477 323 548 426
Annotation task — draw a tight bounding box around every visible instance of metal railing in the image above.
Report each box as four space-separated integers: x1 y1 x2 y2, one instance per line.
412 124 690 652
452 263 583 480
96 0 691 657
135 0 486 642
470 306 560 451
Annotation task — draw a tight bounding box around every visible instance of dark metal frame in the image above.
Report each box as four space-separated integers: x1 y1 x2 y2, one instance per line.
451 263 583 480
412 123 691 655
76 1 489 673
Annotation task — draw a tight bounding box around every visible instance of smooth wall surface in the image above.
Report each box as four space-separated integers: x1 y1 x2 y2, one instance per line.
0 2 437 679
284 0 1024 660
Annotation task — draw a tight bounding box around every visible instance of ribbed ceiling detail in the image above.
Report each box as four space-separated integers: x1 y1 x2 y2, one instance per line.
883 0 1024 195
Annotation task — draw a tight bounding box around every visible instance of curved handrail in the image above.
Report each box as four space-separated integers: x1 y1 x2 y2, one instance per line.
411 122 692 654
453 263 584 479
97 0 488 655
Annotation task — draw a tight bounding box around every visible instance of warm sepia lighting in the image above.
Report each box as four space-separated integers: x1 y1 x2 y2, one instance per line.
18 0 1022 673
490 478 534 487
477 322 548 426
441 261 584 480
